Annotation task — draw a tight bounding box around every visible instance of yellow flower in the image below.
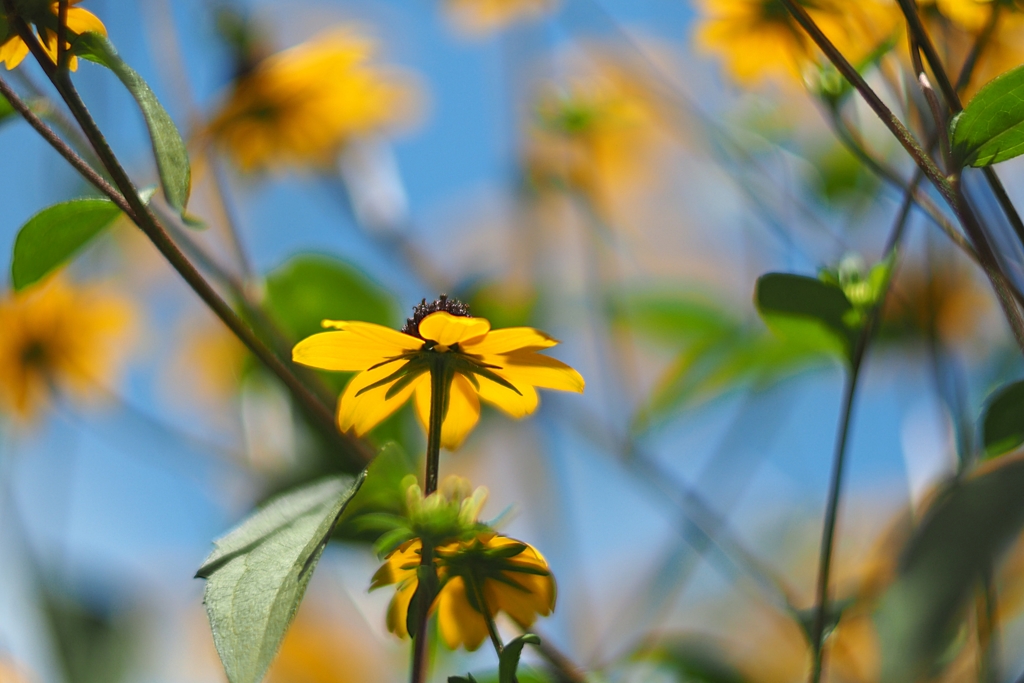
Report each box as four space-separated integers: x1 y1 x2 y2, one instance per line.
695 0 900 86
371 532 556 651
444 0 556 35
292 295 584 450
0 0 106 71
0 276 135 421
525 52 676 211
207 28 419 173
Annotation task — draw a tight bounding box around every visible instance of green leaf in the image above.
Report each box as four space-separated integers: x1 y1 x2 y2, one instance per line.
0 91 15 126
197 473 366 683
334 441 415 544
875 452 1024 683
499 634 541 683
982 379 1024 458
11 189 155 291
613 290 740 344
264 254 397 341
951 63 1024 167
755 273 856 362
73 33 191 214
637 637 750 683
449 676 478 683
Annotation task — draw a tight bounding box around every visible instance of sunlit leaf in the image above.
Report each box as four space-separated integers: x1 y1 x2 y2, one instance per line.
197 474 365 683
264 254 397 341
875 453 1024 683
755 273 856 362
74 33 191 215
982 379 1024 458
951 64 1024 167
11 189 154 291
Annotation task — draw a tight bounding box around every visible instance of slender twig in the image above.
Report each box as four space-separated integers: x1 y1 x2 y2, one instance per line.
4 10 369 467
808 184 914 683
778 0 1024 354
955 3 1001 94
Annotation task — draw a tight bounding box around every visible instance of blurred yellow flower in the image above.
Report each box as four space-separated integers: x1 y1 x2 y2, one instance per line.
444 0 556 34
165 313 248 408
695 0 900 86
292 295 584 450
372 532 556 651
525 52 676 211
207 28 419 173
0 0 106 71
0 277 135 422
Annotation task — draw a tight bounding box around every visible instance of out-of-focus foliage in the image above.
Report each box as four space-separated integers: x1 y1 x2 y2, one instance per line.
982 379 1024 458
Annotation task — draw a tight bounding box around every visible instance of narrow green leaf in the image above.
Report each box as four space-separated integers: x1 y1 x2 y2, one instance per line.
982 379 1024 458
951 63 1024 167
755 273 856 362
73 32 191 214
875 453 1024 683
499 634 541 683
197 473 366 683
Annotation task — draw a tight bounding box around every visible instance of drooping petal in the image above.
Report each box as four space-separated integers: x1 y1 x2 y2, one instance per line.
418 312 490 347
386 579 417 638
371 539 422 589
293 330 406 371
337 361 418 435
414 372 481 450
461 327 558 355
65 7 107 36
436 576 489 651
474 373 538 419
489 352 585 393
0 38 29 69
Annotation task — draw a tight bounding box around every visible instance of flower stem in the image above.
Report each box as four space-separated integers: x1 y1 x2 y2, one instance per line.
410 354 452 683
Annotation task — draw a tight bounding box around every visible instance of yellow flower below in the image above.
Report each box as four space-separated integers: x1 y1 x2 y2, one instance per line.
0 1 107 71
0 277 135 422
292 297 584 450
371 532 556 651
207 28 419 173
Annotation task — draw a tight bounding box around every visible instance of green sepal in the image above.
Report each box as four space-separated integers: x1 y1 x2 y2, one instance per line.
499 634 541 683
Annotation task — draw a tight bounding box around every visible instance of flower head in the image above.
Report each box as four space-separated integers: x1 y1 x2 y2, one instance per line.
371 532 556 650
695 0 899 86
443 0 557 35
207 28 419 173
0 0 106 71
0 277 135 422
292 294 584 450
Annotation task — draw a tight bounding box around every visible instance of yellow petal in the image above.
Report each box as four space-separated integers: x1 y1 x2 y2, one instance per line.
418 312 490 347
489 352 585 393
65 7 107 37
292 330 407 371
436 576 489 651
337 361 418 435
414 372 481 450
320 320 422 351
0 38 29 69
461 327 558 354
386 579 417 638
475 373 538 419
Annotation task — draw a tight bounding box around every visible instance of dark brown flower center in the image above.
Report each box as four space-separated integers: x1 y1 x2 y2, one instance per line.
401 294 471 338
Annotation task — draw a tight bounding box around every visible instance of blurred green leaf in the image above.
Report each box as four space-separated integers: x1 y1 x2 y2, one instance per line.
197 474 365 683
456 671 552 683
42 589 137 683
500 634 541 683
74 33 192 214
982 379 1024 458
950 63 1024 167
264 254 397 341
334 441 415 543
0 92 15 125
755 273 856 361
11 189 154 291
614 290 739 344
638 637 750 683
875 452 1024 683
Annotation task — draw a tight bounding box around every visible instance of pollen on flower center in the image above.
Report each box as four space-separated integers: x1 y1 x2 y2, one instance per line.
401 294 472 338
